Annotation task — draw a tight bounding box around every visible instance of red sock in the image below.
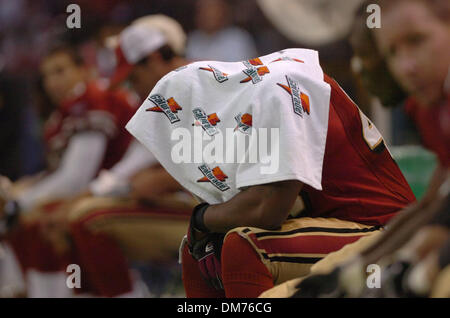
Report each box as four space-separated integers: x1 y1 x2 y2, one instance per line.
181 244 225 298
221 232 274 298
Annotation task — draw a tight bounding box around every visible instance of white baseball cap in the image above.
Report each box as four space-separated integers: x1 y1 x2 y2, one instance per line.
108 14 186 87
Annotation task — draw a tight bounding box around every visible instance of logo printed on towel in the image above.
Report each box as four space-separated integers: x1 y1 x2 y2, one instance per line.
270 56 304 64
241 58 270 84
234 113 252 135
146 94 182 124
277 76 310 117
199 65 228 83
197 164 230 191
192 108 220 136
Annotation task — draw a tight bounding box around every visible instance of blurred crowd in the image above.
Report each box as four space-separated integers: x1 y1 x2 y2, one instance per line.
0 0 448 298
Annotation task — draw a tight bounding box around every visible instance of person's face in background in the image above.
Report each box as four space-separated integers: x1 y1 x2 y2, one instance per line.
374 0 450 107
350 15 406 106
41 52 86 106
129 52 167 100
195 0 230 34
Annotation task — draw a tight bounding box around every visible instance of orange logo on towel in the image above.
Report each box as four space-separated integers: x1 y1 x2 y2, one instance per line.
277 76 310 117
197 164 230 191
240 66 270 83
197 166 228 183
199 65 228 83
234 113 252 134
239 113 252 127
241 58 270 84
192 108 221 136
206 113 220 126
146 97 182 113
247 58 264 66
145 95 182 124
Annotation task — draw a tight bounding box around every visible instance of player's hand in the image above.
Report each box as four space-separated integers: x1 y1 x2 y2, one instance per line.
188 232 225 290
187 203 225 290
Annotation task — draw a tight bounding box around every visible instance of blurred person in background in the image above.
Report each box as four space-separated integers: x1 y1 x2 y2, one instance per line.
0 15 197 298
185 0 258 62
347 1 423 149
374 0 449 197
349 5 406 109
0 42 138 297
55 15 196 297
364 0 450 297
6 43 136 211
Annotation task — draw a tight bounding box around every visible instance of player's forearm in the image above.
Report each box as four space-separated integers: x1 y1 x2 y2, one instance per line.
203 195 278 233
203 180 303 233
17 132 107 211
110 140 157 179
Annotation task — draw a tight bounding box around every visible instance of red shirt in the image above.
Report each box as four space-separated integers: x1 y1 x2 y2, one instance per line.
43 81 137 172
405 95 450 168
300 75 416 226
